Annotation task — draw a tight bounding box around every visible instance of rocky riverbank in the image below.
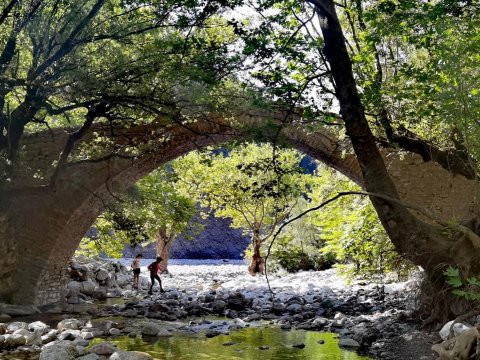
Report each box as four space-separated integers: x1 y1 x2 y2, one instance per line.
0 256 441 359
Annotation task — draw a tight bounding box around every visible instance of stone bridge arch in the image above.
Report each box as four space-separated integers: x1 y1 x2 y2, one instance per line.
0 109 477 306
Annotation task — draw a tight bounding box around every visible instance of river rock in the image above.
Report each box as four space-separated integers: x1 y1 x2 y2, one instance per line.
338 338 361 348
286 304 302 313
57 319 83 331
96 269 110 282
39 340 79 360
0 323 6 334
81 280 97 295
140 322 162 336
116 274 131 287
227 292 247 310
81 331 94 340
3 333 27 348
42 330 58 344
205 329 221 338
109 350 153 360
13 328 42 345
66 281 82 293
439 320 472 341
93 288 108 300
90 341 117 356
28 321 50 335
109 328 122 336
271 302 285 315
7 321 29 332
312 317 328 327
0 314 11 321
58 331 77 341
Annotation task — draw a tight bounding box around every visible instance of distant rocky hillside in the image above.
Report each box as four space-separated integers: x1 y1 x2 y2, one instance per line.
123 212 250 259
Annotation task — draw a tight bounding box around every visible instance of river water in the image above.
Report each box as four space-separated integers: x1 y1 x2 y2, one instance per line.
90 328 371 359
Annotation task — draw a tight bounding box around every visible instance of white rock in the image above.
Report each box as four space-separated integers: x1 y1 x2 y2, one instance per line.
6 321 29 333
81 331 94 340
57 319 83 331
312 318 328 327
439 320 473 341
29 321 50 335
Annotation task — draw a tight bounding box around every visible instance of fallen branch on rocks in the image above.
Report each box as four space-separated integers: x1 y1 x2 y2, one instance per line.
432 324 480 359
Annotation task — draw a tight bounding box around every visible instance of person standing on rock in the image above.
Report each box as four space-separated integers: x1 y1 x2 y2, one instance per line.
131 253 142 289
147 256 165 295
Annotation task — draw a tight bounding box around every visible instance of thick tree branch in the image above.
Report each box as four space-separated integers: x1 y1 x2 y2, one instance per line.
50 102 110 183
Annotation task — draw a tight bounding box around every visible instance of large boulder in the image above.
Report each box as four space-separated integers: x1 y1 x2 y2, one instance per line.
39 340 79 360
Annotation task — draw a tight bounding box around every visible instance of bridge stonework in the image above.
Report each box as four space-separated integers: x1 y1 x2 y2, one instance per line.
0 111 478 306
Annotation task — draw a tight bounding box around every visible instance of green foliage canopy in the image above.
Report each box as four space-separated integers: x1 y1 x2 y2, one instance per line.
77 166 197 258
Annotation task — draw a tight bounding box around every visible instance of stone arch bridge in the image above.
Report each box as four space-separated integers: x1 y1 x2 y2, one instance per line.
0 109 477 306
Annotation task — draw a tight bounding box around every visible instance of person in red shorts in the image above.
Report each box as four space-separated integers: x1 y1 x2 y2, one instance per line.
147 256 165 295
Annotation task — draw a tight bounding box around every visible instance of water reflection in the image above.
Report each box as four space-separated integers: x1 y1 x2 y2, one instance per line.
91 328 372 360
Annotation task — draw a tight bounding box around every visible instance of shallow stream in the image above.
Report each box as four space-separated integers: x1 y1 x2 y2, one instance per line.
90 328 372 359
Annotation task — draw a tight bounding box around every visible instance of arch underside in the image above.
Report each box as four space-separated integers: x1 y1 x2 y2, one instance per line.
0 109 477 305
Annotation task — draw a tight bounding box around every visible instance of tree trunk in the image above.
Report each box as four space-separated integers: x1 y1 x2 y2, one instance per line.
248 231 265 275
156 226 175 271
313 0 480 322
